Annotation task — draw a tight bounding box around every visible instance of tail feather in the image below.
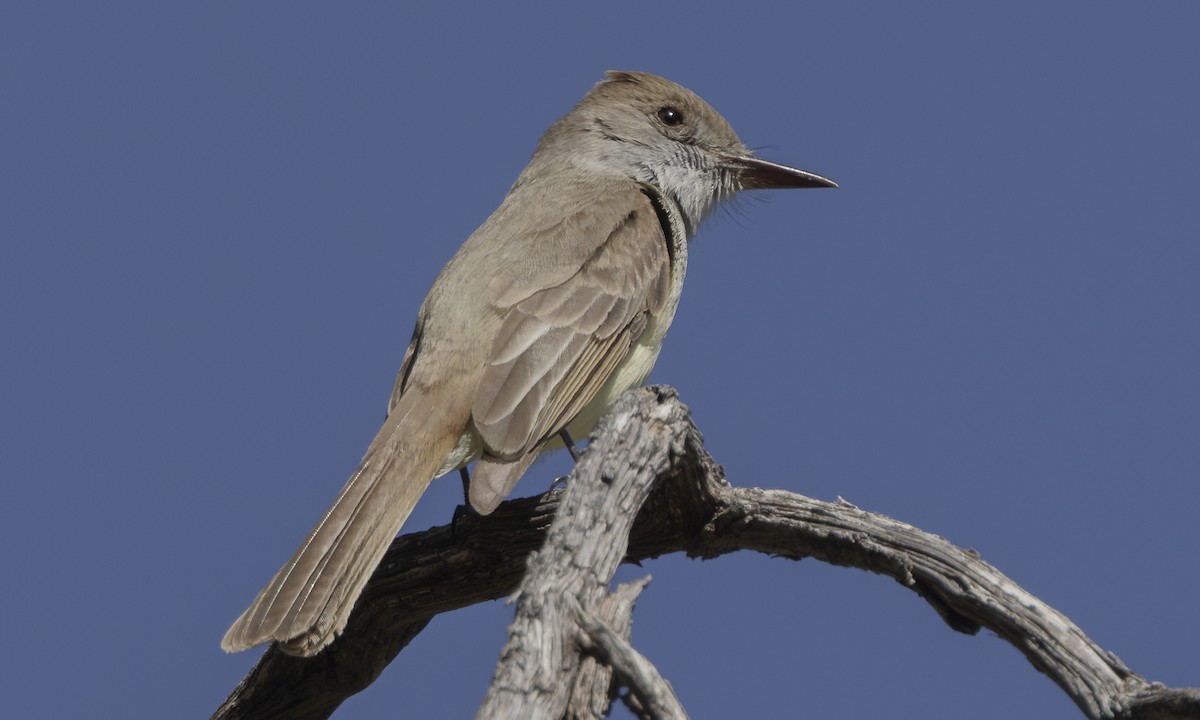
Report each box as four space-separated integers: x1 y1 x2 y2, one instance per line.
469 452 539 515
221 391 460 655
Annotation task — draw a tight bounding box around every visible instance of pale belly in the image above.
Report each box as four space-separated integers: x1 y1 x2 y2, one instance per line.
433 317 667 478
561 321 665 443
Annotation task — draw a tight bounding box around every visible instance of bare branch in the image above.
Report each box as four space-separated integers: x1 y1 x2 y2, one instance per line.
477 385 688 719
575 596 687 720
565 578 650 720
213 386 1200 720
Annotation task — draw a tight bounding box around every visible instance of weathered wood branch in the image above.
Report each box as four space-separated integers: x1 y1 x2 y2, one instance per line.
574 595 687 720
566 578 654 719
213 386 1200 720
478 384 688 719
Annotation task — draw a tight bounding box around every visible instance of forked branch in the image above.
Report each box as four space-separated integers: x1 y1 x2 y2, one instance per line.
214 386 1199 720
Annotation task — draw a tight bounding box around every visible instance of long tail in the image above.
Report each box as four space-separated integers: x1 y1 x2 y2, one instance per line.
221 390 461 656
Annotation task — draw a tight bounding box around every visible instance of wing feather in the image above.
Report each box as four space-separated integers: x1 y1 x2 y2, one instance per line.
472 186 671 459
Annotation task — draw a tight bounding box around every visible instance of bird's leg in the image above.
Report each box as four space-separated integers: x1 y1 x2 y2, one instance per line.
559 429 581 462
451 467 476 538
459 467 472 504
548 429 582 492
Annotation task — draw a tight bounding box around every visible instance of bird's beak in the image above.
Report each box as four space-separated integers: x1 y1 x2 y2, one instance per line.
724 155 837 190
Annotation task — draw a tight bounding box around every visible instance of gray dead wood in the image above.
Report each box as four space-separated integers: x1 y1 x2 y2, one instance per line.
566 578 654 719
477 388 687 719
213 386 1200 720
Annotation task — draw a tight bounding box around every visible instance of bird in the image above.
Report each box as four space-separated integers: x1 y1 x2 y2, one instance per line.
222 70 835 656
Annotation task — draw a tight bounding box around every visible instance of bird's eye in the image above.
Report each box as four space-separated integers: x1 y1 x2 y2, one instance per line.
657 107 684 126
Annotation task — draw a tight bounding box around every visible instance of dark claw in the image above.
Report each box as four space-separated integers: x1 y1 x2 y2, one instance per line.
450 503 471 539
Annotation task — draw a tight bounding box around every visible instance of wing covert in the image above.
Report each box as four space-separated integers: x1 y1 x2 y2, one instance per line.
472 188 671 458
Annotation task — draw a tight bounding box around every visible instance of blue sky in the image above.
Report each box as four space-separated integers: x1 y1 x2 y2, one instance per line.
3 2 1197 718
